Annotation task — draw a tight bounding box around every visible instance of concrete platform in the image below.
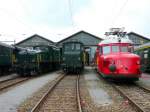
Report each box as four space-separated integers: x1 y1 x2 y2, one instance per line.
83 67 112 106
137 73 150 89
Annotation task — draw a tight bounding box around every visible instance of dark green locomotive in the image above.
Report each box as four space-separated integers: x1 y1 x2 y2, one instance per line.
15 45 60 76
0 42 15 74
134 42 150 72
62 41 84 73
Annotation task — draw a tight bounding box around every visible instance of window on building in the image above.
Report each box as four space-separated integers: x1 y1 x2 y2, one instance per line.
64 43 75 51
75 44 81 50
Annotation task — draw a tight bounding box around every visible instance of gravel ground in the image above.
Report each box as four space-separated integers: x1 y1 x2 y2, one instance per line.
80 67 136 112
115 83 150 112
0 71 60 112
39 75 77 112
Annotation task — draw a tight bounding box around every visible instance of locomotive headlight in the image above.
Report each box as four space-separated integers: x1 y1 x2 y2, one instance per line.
136 60 140 65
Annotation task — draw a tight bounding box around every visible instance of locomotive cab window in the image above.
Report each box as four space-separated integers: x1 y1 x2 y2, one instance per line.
64 43 81 51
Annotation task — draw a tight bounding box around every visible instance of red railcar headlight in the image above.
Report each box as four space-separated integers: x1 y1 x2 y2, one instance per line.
136 60 140 65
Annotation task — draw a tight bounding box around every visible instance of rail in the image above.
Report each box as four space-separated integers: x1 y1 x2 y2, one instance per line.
30 74 65 112
112 84 146 112
31 74 83 112
76 74 83 112
0 77 29 91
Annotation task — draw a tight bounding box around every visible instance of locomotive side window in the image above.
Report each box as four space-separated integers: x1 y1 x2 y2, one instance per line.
112 46 119 52
103 46 111 54
144 50 148 59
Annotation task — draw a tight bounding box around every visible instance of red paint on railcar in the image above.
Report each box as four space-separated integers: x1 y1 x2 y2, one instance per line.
95 29 141 81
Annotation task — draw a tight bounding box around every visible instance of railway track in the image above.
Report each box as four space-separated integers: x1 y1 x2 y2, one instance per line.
112 83 150 112
0 71 62 93
31 74 83 112
0 77 30 91
96 72 150 112
135 83 150 93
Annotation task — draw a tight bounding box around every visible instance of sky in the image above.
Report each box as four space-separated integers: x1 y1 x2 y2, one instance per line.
0 0 150 44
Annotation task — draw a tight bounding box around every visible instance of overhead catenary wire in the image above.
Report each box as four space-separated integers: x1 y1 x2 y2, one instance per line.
0 7 36 33
0 6 36 44
67 0 74 27
111 0 129 27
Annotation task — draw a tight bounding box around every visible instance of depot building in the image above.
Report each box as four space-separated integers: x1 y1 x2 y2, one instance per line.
15 30 150 65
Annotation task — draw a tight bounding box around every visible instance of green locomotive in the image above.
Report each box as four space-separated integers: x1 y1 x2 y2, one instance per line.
134 42 150 72
0 42 15 75
62 41 84 73
15 45 60 76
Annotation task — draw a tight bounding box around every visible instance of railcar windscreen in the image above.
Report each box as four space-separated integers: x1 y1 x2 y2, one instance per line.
112 46 119 52
121 46 128 52
103 46 111 54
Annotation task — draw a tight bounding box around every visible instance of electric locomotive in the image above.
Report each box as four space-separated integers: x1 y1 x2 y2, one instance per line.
15 45 60 76
95 28 141 81
134 42 150 72
0 42 15 75
62 41 84 73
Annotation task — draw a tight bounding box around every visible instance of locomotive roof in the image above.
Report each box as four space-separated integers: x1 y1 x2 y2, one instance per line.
63 41 84 45
98 35 133 45
134 42 150 50
19 49 42 54
0 42 14 49
33 44 60 49
33 45 60 51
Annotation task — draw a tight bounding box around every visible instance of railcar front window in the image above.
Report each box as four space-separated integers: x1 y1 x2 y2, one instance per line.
121 46 128 52
103 46 111 54
112 46 119 52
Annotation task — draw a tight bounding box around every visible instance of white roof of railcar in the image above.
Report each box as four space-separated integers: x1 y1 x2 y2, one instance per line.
98 35 133 45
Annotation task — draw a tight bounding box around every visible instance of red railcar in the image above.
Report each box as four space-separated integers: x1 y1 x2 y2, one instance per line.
95 30 141 81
